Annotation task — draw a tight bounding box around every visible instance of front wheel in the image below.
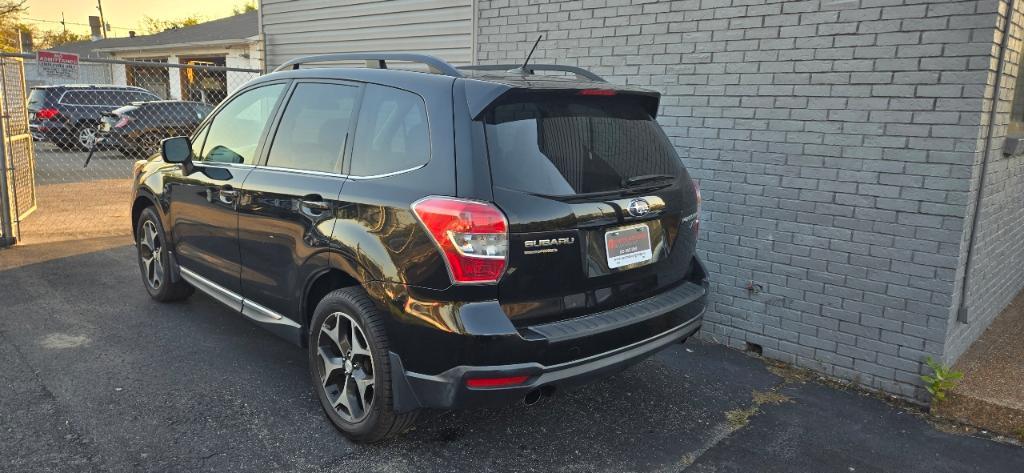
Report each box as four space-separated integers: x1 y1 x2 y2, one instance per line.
135 207 193 302
309 287 417 443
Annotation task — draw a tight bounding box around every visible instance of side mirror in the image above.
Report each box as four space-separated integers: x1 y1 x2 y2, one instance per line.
161 136 194 174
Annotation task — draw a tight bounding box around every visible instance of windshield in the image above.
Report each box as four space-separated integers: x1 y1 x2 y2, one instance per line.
27 88 47 109
483 94 681 196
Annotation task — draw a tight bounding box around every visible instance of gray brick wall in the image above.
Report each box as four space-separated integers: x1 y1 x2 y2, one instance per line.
945 0 1024 362
476 0 1010 400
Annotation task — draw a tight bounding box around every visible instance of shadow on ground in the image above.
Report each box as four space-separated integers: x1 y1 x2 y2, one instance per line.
0 242 1020 472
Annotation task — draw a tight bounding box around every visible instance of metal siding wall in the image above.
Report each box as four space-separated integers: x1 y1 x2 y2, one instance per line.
261 0 473 69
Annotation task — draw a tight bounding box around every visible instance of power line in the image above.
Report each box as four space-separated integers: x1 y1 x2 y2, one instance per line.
21 17 134 32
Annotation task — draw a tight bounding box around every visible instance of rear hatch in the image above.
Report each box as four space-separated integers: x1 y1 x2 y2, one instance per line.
27 87 49 122
99 105 138 133
482 89 701 327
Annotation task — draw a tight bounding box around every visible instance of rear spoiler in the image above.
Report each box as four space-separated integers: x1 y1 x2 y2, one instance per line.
462 82 662 120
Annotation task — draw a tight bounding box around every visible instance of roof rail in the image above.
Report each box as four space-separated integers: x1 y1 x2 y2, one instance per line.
272 53 464 77
458 64 606 82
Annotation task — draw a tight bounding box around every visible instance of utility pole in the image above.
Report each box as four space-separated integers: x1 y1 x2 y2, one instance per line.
96 0 108 38
61 13 67 34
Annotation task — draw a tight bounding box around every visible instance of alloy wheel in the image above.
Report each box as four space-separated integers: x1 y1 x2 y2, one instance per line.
138 220 163 289
77 127 97 149
317 312 375 423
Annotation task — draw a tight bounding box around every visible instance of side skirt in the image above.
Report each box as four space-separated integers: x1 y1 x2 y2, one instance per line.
178 266 303 346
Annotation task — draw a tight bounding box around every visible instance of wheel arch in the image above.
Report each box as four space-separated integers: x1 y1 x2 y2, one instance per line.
300 267 361 347
131 192 161 241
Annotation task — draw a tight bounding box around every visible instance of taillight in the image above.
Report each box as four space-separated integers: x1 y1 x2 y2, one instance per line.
692 179 701 235
412 196 509 284
36 108 59 120
114 116 132 128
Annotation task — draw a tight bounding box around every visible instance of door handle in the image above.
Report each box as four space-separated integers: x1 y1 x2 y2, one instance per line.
218 186 238 205
300 198 331 211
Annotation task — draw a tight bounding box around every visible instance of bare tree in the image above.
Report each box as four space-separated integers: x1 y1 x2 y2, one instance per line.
0 0 25 19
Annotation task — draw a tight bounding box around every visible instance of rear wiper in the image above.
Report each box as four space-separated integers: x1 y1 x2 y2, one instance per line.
622 174 675 187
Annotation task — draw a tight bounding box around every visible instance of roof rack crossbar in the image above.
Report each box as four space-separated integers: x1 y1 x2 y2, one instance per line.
458 64 606 82
272 53 464 77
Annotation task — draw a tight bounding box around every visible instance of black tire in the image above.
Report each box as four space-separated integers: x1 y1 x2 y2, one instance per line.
135 207 193 302
308 287 418 443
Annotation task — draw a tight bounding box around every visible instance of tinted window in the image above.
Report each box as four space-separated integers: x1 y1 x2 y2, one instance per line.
349 84 429 177
102 90 157 106
198 84 285 164
267 83 359 174
484 95 681 196
60 91 90 105
28 88 48 109
193 103 214 119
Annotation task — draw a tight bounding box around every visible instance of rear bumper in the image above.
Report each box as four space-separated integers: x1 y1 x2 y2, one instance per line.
389 310 702 411
29 121 68 140
382 254 709 413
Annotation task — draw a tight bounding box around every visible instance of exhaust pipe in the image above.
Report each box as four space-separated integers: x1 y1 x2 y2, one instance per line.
523 389 542 406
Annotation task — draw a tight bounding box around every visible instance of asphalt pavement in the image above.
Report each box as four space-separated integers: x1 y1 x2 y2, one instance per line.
0 238 1021 472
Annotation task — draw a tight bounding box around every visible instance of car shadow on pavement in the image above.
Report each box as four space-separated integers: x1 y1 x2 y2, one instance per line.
0 243 1020 473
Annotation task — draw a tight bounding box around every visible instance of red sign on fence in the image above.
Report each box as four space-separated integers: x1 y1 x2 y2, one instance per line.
37 51 79 80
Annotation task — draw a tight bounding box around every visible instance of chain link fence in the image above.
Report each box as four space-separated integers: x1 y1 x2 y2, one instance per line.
0 53 260 245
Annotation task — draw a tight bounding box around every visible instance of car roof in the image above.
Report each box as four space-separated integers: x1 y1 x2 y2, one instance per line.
32 84 153 91
261 65 652 94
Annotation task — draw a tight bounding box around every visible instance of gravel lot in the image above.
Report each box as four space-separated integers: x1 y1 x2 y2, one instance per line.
0 238 1021 472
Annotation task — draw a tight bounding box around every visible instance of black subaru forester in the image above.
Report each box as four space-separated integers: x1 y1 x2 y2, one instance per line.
130 53 708 442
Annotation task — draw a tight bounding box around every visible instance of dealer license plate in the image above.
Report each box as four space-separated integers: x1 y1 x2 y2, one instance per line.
605 224 653 269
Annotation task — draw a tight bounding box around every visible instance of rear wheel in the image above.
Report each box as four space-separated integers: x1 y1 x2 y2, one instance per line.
135 207 193 302
308 287 417 442
74 124 99 151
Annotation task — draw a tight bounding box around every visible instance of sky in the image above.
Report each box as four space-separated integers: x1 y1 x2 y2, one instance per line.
26 0 250 37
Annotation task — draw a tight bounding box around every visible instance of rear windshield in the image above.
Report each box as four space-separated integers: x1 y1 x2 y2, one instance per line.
28 88 47 108
483 94 681 196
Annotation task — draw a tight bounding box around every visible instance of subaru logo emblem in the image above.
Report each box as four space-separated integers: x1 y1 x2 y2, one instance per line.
627 198 651 217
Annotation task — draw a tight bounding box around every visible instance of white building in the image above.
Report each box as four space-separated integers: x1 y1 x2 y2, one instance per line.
51 11 261 103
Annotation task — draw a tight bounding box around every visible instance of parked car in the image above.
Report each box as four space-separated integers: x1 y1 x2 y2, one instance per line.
99 100 215 157
129 54 707 442
28 84 161 150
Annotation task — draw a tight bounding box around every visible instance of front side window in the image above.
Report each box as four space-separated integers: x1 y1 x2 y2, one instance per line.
349 84 429 177
197 83 286 164
266 82 359 173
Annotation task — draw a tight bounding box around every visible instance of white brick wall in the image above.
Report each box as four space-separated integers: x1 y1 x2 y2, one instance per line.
476 0 1014 400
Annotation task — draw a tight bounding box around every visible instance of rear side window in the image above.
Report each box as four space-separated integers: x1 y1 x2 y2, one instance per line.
483 94 681 196
349 84 429 177
60 91 93 105
267 83 359 173
28 88 48 108
103 90 156 106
